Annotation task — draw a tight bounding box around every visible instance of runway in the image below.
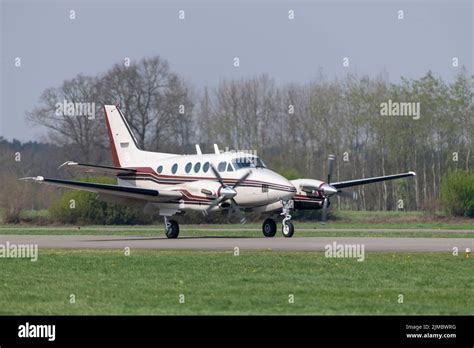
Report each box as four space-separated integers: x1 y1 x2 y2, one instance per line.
0 235 472 252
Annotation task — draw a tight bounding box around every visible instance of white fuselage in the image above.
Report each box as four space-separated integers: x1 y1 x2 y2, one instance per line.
116 151 296 215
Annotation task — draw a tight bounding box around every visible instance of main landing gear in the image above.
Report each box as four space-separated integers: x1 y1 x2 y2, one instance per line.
164 216 179 239
262 218 277 237
261 200 295 238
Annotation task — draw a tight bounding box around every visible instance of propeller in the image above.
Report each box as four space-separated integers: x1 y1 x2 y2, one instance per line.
321 197 330 223
319 154 357 224
203 165 251 223
339 190 358 200
327 154 335 184
320 155 336 224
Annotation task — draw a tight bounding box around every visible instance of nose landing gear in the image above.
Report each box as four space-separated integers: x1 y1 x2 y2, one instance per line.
281 219 294 238
262 218 277 237
281 200 294 238
260 200 295 238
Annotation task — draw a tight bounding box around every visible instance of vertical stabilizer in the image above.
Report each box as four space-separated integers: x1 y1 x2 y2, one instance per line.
103 105 141 167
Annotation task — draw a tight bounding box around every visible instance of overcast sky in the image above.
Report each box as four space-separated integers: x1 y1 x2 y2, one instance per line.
0 0 472 142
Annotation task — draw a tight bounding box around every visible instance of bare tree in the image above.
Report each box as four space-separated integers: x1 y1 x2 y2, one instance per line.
27 75 106 163
100 56 176 149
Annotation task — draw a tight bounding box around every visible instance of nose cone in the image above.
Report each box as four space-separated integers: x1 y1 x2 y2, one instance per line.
322 184 338 196
221 186 237 199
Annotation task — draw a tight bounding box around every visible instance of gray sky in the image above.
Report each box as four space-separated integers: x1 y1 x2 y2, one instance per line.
1 0 472 142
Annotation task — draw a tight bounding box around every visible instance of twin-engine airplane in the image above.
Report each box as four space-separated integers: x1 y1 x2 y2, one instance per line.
22 105 416 238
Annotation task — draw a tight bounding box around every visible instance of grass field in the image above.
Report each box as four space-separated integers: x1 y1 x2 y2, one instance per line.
0 249 472 315
1 211 471 315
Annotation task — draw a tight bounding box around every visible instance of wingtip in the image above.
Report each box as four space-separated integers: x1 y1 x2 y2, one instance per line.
19 176 44 182
409 171 417 176
58 161 78 170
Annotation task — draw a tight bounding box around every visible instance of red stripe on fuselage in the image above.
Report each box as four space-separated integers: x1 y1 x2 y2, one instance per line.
121 167 296 192
122 175 296 193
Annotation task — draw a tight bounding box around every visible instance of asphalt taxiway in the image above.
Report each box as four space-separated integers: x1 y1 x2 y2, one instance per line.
0 234 472 252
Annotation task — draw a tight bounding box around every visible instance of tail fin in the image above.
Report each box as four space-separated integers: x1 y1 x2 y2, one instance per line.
103 105 141 167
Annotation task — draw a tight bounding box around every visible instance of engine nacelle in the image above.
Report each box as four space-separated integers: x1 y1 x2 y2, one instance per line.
290 178 325 196
290 178 325 210
178 180 223 199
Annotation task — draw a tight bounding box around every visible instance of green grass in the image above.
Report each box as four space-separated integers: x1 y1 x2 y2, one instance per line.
332 210 427 220
0 249 472 315
322 222 474 229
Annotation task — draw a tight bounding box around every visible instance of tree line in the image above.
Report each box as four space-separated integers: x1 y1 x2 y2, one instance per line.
25 56 473 212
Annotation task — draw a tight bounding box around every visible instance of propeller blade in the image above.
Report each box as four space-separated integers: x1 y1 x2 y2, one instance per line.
205 165 248 222
205 166 248 219
339 190 358 200
203 195 227 215
226 199 246 224
327 154 335 184
232 170 252 189
321 197 329 224
232 199 247 224
210 164 226 187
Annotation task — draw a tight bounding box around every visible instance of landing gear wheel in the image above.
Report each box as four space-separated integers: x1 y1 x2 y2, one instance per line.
165 220 179 239
262 218 277 237
282 220 294 238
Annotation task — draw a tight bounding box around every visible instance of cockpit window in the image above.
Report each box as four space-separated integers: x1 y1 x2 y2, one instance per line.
232 157 266 169
227 163 234 172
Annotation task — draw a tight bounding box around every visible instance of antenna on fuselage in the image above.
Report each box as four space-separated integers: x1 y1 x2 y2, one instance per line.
213 144 220 154
195 144 202 155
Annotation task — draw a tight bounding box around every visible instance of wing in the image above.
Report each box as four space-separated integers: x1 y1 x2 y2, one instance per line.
331 172 416 189
20 176 182 202
58 161 136 176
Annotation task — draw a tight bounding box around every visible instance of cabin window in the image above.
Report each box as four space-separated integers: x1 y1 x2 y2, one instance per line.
194 162 201 173
218 161 227 172
185 162 192 173
157 165 163 174
203 162 210 173
171 163 178 174
227 163 234 172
